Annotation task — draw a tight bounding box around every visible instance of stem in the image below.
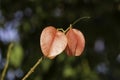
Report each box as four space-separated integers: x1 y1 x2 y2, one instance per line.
57 17 90 33
64 24 72 33
72 17 90 25
57 24 72 33
57 28 65 33
1 43 14 80
22 57 43 80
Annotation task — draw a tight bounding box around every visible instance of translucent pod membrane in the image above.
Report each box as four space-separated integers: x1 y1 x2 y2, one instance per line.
40 26 67 59
65 28 85 56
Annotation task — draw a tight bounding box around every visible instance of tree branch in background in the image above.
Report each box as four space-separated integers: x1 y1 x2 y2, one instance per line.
22 57 43 80
1 43 14 80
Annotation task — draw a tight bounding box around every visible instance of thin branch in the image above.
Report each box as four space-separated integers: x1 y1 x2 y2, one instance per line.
64 24 72 33
1 43 14 80
72 17 90 25
57 28 65 33
22 57 43 80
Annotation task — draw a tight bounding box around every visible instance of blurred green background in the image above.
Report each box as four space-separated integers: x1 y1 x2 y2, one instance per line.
0 0 120 80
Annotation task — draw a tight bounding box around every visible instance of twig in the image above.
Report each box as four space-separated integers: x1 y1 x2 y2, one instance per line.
64 24 72 33
1 43 14 80
72 17 90 25
22 57 43 80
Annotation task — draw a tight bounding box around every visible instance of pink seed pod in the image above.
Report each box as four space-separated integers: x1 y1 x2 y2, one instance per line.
65 27 85 56
40 26 67 59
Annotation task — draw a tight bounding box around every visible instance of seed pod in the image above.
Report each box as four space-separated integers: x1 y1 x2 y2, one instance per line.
65 27 85 56
40 26 67 59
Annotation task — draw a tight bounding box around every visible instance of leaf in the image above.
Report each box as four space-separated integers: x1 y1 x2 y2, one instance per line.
40 26 67 59
10 43 23 67
65 28 85 56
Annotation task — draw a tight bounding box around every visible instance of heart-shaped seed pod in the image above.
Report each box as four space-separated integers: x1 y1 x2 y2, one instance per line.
40 26 67 59
65 27 85 56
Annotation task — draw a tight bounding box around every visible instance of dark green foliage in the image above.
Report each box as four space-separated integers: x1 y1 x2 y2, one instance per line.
0 0 120 80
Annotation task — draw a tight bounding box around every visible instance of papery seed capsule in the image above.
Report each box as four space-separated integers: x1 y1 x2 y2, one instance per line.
65 27 85 56
40 26 67 59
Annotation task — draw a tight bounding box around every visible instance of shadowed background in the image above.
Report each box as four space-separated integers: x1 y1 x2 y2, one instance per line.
0 0 120 80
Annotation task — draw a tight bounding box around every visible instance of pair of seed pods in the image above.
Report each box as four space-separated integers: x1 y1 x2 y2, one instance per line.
40 24 85 59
